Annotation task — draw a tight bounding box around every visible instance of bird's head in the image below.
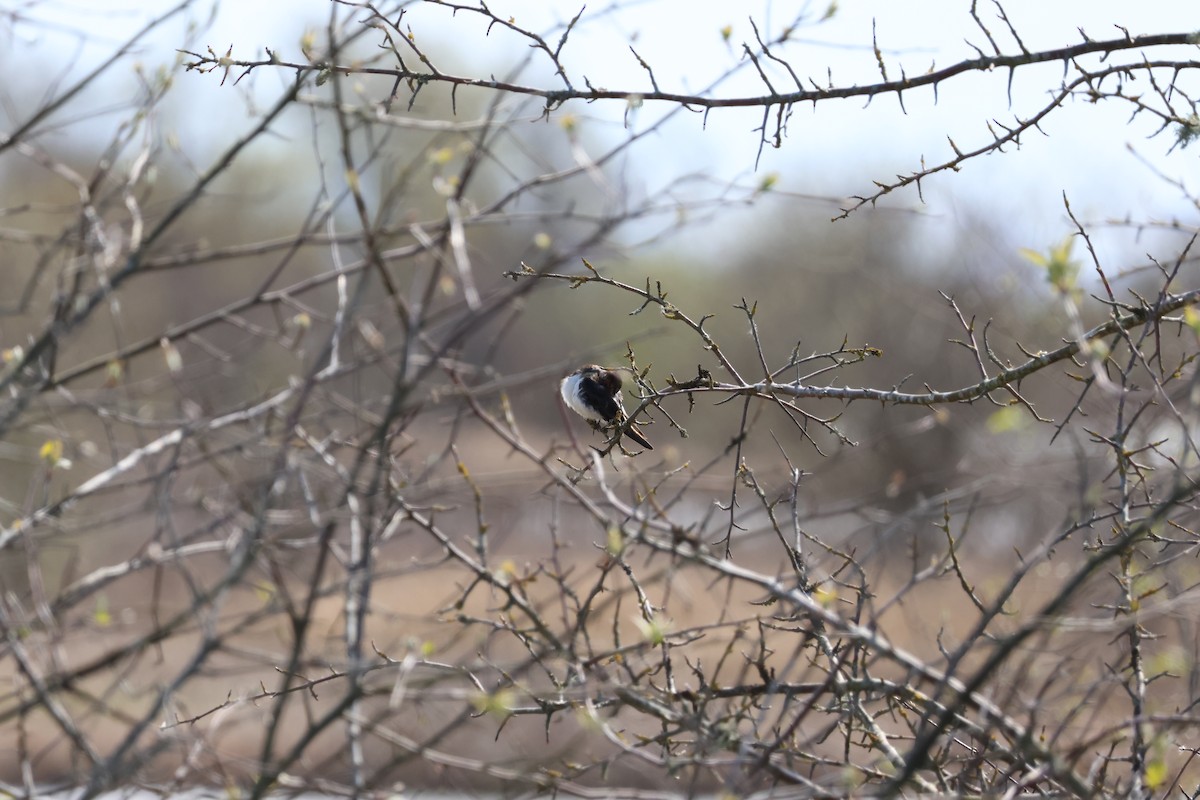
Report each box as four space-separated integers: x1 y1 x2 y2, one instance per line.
574 364 625 393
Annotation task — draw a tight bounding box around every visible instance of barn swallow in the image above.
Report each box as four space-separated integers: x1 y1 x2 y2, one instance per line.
560 364 653 450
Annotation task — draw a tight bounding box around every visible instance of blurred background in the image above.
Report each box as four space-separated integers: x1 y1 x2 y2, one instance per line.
1 0 1199 791
1 0 1197 651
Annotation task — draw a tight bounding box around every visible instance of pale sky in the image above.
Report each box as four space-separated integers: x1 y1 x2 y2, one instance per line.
5 1 1197 267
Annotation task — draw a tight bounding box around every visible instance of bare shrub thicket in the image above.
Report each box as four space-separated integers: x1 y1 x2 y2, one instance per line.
2 1 1200 797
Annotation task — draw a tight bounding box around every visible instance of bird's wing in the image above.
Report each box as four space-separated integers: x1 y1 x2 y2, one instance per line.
579 377 622 422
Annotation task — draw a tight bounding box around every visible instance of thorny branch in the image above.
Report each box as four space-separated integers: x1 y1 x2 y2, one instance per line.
2 2 1200 798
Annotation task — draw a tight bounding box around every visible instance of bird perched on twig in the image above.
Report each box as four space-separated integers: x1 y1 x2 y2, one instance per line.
560 364 653 450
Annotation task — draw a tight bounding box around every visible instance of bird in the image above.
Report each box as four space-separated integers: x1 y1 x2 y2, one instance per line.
560 364 653 450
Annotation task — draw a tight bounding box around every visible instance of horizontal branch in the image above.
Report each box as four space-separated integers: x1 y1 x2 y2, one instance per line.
665 288 1200 407
185 32 1200 110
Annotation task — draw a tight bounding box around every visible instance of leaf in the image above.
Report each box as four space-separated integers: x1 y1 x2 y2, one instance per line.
634 613 672 646
986 405 1026 434
93 595 112 628
1017 247 1047 268
813 586 837 607
1185 306 1200 336
160 338 183 374
606 527 625 556
472 688 516 718
1144 756 1167 790
39 439 64 467
1021 237 1079 293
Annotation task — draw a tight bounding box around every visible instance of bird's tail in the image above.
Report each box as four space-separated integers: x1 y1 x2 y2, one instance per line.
623 421 653 450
